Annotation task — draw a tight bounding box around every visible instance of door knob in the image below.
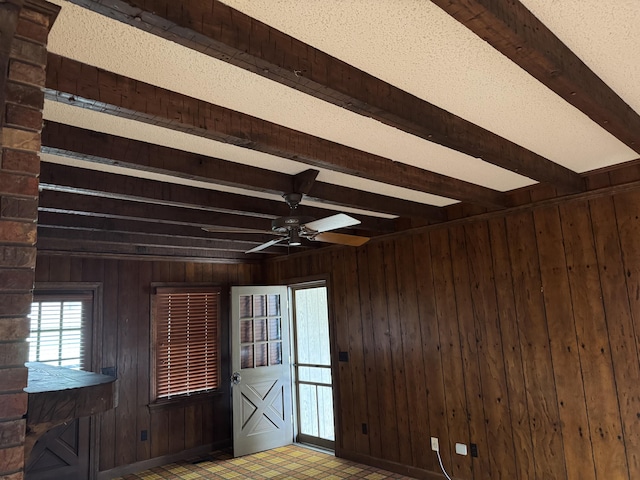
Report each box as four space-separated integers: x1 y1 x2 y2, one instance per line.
231 372 241 385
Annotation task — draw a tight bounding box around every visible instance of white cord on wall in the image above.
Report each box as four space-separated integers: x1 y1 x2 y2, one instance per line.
436 450 453 480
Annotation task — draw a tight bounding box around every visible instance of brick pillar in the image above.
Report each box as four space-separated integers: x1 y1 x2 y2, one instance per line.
0 1 58 478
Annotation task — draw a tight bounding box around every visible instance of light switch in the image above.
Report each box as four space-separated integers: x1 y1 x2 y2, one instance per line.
455 443 468 456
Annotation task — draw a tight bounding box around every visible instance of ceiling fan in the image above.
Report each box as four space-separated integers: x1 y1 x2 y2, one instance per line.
203 192 370 254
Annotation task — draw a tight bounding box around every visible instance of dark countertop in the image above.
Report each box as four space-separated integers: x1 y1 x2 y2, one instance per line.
24 362 116 393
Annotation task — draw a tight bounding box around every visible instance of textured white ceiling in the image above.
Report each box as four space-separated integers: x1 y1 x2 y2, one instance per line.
220 0 637 172
521 0 640 116
44 0 530 198
43 0 639 212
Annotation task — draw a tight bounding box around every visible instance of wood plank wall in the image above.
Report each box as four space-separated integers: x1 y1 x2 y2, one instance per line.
266 188 640 480
34 256 262 474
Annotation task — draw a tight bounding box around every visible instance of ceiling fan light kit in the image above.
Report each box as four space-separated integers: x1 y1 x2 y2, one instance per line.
289 229 302 246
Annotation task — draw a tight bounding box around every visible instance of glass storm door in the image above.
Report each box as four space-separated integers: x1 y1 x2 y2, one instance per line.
231 286 292 457
292 285 335 450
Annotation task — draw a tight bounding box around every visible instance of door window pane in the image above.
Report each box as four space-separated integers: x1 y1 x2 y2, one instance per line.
240 320 253 343
317 386 335 441
239 294 282 369
294 288 330 366
255 319 268 342
254 295 266 317
239 295 252 318
298 366 331 384
255 343 268 367
269 342 282 366
298 383 319 437
268 317 281 340
267 295 280 316
241 345 254 369
293 285 334 446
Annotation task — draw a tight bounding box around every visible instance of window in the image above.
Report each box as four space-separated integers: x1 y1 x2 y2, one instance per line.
153 287 221 399
239 293 283 369
27 292 93 370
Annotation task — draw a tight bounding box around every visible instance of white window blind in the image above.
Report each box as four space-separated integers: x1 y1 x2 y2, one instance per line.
154 287 220 399
27 293 92 370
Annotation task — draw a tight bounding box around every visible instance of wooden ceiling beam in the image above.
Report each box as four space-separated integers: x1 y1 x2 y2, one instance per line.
41 122 292 196
45 54 507 208
303 183 444 223
36 211 282 245
38 190 382 239
293 169 319 196
431 0 640 155
36 236 254 261
41 122 446 221
38 189 283 232
39 162 394 233
37 225 288 254
39 162 279 220
63 0 584 193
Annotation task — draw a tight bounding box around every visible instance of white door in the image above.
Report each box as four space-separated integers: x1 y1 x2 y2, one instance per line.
231 286 293 457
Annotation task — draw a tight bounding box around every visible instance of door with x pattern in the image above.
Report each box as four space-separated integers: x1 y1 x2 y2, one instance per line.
231 286 292 457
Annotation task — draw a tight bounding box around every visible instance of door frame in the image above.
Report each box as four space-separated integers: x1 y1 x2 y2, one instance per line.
289 279 335 451
277 274 341 453
230 274 342 454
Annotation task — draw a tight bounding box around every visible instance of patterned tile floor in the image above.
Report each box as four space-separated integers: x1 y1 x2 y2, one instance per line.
116 444 416 479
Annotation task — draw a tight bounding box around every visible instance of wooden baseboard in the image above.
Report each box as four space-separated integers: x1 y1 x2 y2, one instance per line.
96 440 230 480
336 448 450 480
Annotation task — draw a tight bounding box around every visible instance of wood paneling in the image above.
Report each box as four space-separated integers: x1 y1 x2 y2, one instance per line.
592 195 640 477
412 231 447 473
368 242 401 464
331 249 355 453
533 206 593 479
393 236 430 470
34 256 262 474
267 187 640 480
487 217 536 479
464 222 515 477
355 246 382 459
33 183 640 479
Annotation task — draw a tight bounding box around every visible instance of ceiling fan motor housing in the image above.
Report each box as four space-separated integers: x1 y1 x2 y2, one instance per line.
272 216 315 234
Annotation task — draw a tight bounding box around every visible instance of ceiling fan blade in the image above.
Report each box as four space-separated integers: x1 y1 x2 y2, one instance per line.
304 213 360 233
313 232 369 247
202 226 277 235
245 237 287 254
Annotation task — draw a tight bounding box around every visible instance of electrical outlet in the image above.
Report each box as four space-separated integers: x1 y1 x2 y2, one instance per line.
431 437 439 451
455 443 468 456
